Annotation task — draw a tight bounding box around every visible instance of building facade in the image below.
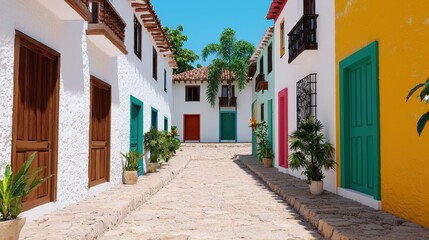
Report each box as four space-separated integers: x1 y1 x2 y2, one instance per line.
0 0 176 220
267 0 337 192
249 27 275 159
336 0 429 228
173 67 252 143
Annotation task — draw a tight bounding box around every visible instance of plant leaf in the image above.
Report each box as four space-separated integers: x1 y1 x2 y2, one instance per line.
406 83 425 102
417 111 429 136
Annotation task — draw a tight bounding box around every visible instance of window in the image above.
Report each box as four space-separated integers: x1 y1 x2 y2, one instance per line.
134 16 142 59
280 18 285 58
268 44 273 74
304 0 316 14
259 56 264 74
151 108 158 129
185 86 200 101
261 103 265 121
297 73 317 128
164 69 167 92
164 117 168 132
221 85 235 97
153 47 158 80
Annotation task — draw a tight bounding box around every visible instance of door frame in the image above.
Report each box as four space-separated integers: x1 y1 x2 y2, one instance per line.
219 111 237 142
339 41 381 200
12 31 60 208
278 88 288 168
130 96 144 176
183 114 200 142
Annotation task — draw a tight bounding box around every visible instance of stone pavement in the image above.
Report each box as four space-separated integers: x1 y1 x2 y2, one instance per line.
238 154 429 240
20 149 192 240
102 144 322 240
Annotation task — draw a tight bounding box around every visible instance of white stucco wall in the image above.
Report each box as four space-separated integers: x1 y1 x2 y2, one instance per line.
172 81 252 143
273 0 337 193
0 0 173 219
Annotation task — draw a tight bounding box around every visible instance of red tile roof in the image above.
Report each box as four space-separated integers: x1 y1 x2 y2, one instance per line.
173 67 236 83
266 0 288 21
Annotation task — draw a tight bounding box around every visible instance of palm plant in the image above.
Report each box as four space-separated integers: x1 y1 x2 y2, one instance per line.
0 153 50 221
121 150 143 171
289 117 335 183
406 77 429 135
202 28 255 107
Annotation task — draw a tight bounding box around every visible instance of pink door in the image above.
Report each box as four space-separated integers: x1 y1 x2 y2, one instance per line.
278 89 288 168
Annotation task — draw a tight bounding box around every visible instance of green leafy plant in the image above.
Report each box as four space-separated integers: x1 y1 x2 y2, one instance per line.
121 150 143 171
406 77 429 135
202 28 255 107
252 121 274 160
144 128 166 164
166 126 181 156
289 117 335 183
0 153 50 221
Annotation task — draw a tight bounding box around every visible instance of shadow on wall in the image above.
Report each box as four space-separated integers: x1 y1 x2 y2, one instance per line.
60 21 86 93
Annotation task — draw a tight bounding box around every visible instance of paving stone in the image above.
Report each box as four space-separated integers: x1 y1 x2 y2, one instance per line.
238 154 429 240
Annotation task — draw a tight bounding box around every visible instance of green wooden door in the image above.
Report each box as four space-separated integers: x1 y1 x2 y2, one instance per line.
220 112 236 141
340 42 380 199
130 97 143 176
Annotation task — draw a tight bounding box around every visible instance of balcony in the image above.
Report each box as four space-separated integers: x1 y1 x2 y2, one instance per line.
86 0 127 56
255 73 268 93
288 14 318 63
36 0 91 21
219 97 237 108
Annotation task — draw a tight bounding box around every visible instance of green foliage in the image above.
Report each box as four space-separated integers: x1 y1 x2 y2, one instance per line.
121 150 143 171
164 25 199 74
201 28 255 107
252 121 274 161
144 127 180 164
0 153 51 221
406 77 429 135
289 117 336 183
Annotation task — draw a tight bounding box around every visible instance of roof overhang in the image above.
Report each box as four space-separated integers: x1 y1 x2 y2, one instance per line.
266 0 288 22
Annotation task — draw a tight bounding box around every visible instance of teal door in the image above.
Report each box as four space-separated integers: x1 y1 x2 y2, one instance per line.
267 99 273 149
340 42 380 199
220 112 236 141
130 97 143 176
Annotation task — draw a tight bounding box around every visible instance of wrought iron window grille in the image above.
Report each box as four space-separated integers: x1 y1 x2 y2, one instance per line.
296 73 317 128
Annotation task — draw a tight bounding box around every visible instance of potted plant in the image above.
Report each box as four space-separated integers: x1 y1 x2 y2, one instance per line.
289 117 335 195
0 153 50 239
121 150 143 185
144 127 166 172
253 121 274 168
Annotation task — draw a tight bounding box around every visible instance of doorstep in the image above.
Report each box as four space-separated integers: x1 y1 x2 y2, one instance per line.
20 152 191 240
237 154 429 240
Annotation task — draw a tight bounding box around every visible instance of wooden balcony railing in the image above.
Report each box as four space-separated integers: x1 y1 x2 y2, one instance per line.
255 73 268 93
87 0 127 55
288 14 318 63
219 97 237 108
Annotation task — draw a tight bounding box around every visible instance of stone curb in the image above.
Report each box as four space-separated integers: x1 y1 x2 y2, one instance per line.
237 155 429 240
20 152 192 240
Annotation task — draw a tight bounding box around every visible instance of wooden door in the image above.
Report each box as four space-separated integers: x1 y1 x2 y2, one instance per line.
340 42 380 199
12 31 60 210
89 76 111 188
184 114 200 142
130 96 143 176
278 89 288 168
220 112 236 141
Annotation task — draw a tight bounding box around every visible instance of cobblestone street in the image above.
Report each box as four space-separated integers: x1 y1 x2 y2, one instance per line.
102 144 321 240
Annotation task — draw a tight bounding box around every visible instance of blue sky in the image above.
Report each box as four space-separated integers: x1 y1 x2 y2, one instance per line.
151 0 274 67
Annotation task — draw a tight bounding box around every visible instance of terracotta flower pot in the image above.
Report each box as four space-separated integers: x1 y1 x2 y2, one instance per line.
309 180 324 195
123 170 138 185
0 217 26 240
263 158 272 168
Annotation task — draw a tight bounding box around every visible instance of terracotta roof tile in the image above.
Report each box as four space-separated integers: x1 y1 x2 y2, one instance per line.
173 67 236 82
266 0 288 21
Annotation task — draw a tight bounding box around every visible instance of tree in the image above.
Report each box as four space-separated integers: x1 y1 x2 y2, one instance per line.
202 28 255 107
406 77 429 135
164 25 199 74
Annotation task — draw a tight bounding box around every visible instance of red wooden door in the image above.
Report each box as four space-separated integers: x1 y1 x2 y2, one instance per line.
89 76 111 187
12 31 60 210
184 115 200 141
278 89 288 168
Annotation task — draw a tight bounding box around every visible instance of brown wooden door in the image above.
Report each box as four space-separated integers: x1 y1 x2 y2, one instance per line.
89 76 111 188
12 31 60 210
184 114 200 142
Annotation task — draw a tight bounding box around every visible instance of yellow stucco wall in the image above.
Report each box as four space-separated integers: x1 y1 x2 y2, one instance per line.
336 0 429 228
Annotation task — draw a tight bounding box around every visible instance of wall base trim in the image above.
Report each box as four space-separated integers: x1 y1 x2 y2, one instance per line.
337 187 381 210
